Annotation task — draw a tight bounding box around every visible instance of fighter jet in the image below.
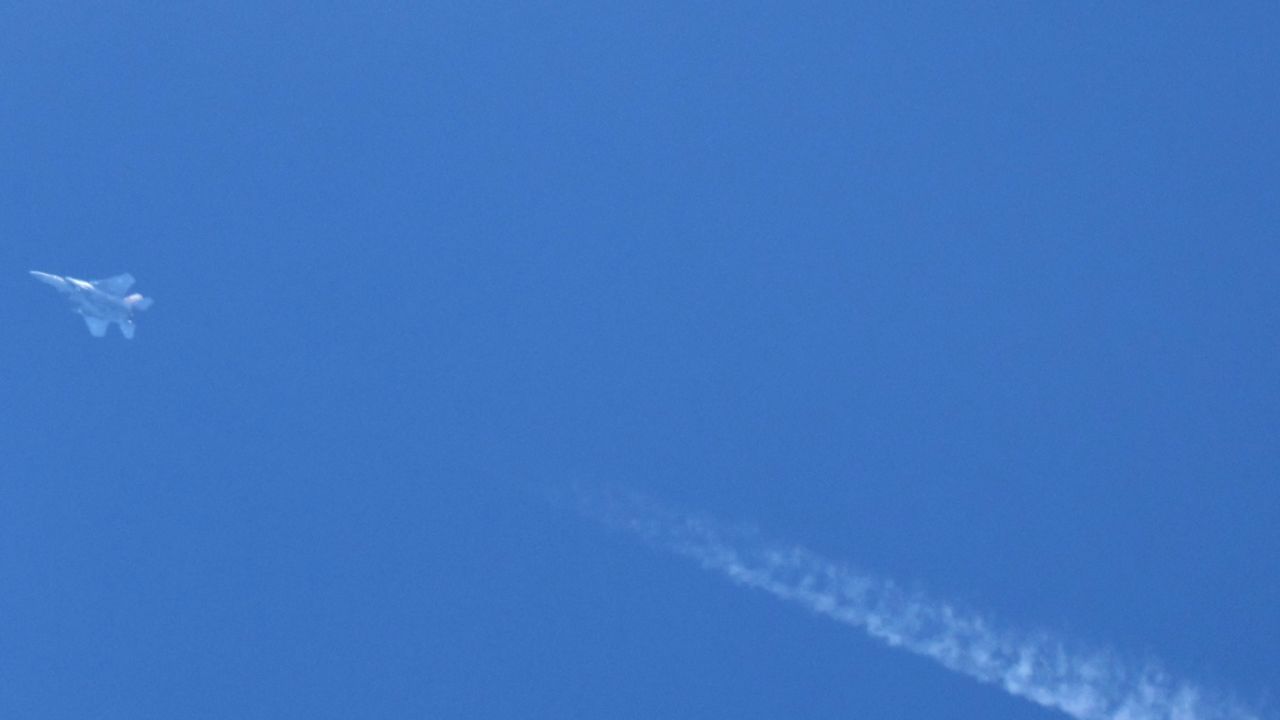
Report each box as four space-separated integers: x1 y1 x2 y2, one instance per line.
30 270 154 339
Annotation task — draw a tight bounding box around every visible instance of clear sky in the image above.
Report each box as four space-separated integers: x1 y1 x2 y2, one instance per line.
2 3 1277 719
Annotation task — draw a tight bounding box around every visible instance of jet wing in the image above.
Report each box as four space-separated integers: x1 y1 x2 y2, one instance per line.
83 316 109 337
92 273 135 296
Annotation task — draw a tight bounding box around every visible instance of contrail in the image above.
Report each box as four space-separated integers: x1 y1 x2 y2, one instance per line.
578 488 1261 720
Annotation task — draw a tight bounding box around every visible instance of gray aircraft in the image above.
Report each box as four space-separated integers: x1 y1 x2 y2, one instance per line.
30 270 154 339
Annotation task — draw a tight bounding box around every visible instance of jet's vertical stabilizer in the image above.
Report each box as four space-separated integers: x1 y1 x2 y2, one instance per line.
125 294 154 311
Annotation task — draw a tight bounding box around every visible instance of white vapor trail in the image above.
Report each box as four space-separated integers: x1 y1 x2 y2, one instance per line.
581 490 1260 720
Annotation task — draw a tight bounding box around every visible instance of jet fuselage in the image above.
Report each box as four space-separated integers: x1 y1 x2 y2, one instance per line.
66 278 131 321
30 270 153 339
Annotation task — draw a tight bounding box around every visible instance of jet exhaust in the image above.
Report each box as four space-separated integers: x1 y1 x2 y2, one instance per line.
576 487 1262 720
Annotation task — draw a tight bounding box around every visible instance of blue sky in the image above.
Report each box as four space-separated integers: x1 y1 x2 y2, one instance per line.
2 3 1277 718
